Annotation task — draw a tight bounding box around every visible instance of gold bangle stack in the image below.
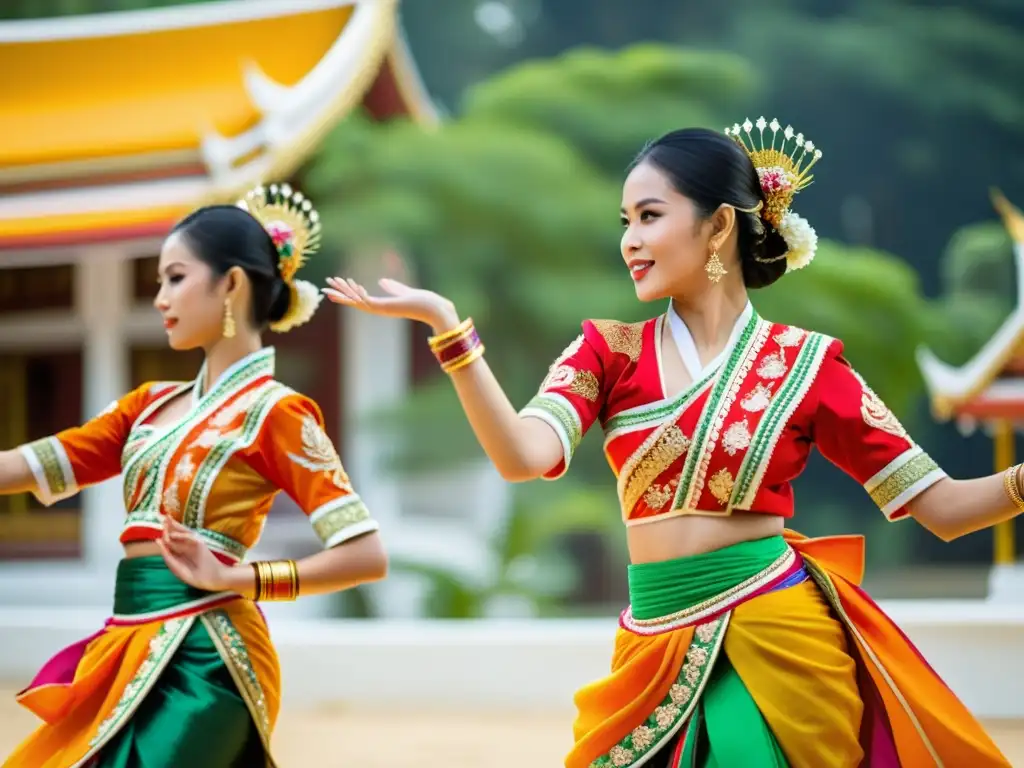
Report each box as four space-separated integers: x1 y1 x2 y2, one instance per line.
428 317 485 374
1003 463 1024 513
251 559 300 601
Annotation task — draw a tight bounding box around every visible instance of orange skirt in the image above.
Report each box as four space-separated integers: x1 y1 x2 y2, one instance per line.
568 531 1011 767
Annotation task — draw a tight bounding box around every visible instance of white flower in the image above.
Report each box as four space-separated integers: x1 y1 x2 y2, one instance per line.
778 210 817 272
270 279 323 333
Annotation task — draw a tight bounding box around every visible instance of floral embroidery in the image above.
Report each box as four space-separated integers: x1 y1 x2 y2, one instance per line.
589 616 727 767
592 320 644 363
757 350 787 379
773 326 806 348
286 415 352 490
643 478 679 510
622 426 690 514
740 382 773 412
721 419 752 456
204 611 271 739
540 335 584 391
90 618 191 749
569 370 600 402
544 364 576 391
856 372 908 439
708 468 734 505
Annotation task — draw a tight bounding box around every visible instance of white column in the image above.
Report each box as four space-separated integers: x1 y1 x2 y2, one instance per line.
77 252 130 586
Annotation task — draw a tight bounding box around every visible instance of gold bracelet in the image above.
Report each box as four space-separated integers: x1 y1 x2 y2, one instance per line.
1003 464 1024 513
442 343 486 374
251 563 263 601
251 560 300 601
428 317 473 350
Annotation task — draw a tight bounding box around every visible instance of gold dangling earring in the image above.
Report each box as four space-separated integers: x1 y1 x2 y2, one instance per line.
705 249 727 284
223 299 236 339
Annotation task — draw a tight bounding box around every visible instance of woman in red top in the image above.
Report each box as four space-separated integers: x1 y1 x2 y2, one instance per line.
325 118 1015 767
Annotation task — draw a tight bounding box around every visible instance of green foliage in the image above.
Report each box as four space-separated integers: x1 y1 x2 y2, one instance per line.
753 241 933 416
464 44 758 176
926 221 1016 367
389 482 625 618
0 0 214 17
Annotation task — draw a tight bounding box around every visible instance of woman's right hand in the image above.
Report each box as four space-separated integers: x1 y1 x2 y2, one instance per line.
323 275 459 333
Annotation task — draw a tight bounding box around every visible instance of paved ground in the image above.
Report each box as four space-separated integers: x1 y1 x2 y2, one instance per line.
1 691 1023 766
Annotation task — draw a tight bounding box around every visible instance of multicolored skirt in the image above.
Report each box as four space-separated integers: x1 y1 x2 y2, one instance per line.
3 556 280 768
568 531 1011 767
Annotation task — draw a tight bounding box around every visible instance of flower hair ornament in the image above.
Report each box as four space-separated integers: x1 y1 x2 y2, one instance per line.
724 117 822 273
236 183 323 333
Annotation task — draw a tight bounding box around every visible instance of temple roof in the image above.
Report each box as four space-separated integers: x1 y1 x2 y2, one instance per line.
0 0 436 251
917 191 1024 421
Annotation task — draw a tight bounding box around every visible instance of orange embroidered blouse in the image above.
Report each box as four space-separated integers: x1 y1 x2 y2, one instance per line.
519 309 946 525
18 348 376 563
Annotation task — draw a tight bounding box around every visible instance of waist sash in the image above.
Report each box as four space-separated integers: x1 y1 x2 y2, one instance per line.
620 535 807 636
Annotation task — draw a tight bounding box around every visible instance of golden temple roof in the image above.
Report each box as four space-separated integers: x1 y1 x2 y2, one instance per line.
0 0 436 250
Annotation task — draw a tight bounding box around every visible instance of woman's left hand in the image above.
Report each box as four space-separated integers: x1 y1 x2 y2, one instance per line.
157 515 231 592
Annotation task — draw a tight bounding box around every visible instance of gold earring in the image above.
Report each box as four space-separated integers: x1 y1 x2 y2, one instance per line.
705 249 727 283
223 299 236 339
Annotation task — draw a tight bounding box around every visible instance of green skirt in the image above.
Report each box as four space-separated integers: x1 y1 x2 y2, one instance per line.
94 557 264 768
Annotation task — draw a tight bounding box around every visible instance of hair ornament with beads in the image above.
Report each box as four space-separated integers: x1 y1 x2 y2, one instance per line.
236 183 323 332
725 117 822 273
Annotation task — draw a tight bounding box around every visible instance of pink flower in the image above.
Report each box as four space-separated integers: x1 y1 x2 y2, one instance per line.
757 167 793 195
266 221 294 248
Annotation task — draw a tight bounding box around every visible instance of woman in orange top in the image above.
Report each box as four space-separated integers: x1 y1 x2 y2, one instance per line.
324 119 1015 766
0 184 387 768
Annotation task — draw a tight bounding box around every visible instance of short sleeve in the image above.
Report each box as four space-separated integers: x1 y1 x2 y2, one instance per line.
519 321 606 480
18 383 153 506
813 341 946 520
256 394 378 548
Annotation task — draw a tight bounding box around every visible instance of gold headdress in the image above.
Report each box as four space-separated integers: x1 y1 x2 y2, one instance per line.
237 183 324 333
725 117 822 273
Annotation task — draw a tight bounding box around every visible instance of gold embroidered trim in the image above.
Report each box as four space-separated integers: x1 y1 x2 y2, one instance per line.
588 616 728 768
310 496 373 545
286 415 352 490
622 426 691 514
591 319 644 363
88 618 193 752
869 451 940 511
26 437 72 498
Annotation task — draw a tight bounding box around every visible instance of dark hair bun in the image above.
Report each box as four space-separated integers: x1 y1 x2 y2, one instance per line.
741 223 788 289
268 279 292 324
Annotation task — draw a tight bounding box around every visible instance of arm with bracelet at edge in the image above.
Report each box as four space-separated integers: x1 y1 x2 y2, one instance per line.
907 465 1024 542
425 309 568 483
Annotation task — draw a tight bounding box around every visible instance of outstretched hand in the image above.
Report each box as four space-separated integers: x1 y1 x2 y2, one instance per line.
322 253 458 331
156 515 231 593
